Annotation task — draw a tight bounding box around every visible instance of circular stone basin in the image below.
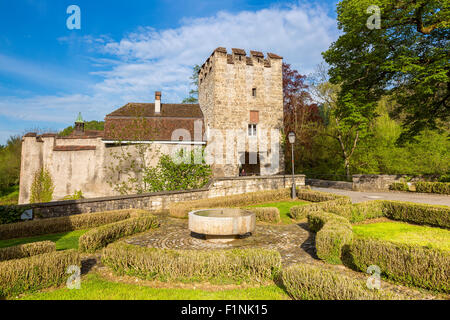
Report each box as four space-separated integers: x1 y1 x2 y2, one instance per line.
188 208 256 243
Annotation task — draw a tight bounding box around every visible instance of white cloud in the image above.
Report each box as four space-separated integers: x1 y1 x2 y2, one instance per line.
1 2 339 141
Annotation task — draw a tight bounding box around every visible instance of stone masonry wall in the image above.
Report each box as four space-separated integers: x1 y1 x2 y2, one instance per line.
198 48 284 177
15 175 305 219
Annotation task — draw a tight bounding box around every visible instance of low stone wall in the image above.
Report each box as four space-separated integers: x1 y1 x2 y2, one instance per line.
306 178 353 190
352 174 437 191
10 175 305 219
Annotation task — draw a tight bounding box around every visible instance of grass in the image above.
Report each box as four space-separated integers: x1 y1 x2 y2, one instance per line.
16 273 290 300
0 185 19 205
248 200 309 224
0 229 89 251
353 221 450 251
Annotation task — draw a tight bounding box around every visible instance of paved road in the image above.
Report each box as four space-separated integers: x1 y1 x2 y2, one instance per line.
310 187 450 206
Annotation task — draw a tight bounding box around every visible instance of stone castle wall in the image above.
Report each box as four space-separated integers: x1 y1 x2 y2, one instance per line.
15 175 305 219
19 135 194 204
198 48 285 177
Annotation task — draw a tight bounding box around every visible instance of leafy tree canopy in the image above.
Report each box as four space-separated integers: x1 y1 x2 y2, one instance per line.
323 0 449 143
182 65 201 104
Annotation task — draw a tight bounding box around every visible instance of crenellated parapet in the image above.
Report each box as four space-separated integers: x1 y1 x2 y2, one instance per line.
198 47 282 84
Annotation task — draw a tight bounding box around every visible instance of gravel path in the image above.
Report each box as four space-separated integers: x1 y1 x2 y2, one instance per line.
310 187 450 206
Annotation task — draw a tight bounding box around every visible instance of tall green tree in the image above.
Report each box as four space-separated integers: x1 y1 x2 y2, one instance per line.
182 65 200 104
323 0 449 143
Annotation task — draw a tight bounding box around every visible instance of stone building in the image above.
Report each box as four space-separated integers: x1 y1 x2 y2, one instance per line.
19 47 285 204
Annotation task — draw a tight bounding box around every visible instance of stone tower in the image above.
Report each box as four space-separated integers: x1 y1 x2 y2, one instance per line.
198 47 284 177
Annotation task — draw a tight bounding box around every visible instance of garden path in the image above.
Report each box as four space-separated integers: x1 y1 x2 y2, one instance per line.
311 187 450 206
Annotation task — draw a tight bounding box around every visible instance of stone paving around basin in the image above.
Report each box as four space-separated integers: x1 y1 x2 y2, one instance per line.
121 214 447 300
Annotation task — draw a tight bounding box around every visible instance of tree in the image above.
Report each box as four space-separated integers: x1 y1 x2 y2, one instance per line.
143 149 212 192
309 63 377 180
323 0 449 143
282 63 322 173
105 113 160 195
182 65 201 104
0 135 21 193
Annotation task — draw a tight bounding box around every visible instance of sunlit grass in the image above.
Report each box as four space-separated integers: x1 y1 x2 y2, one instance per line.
0 229 89 251
16 273 291 300
0 185 19 205
248 200 309 224
353 221 450 251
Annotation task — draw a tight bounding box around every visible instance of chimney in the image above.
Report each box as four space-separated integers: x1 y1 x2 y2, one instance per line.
155 91 161 114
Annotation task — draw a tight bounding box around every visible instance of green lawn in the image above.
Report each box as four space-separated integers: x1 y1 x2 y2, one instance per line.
248 200 309 224
0 229 89 251
17 273 290 300
353 221 450 251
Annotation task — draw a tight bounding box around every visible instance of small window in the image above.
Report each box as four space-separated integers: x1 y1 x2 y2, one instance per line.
248 124 257 137
252 88 257 97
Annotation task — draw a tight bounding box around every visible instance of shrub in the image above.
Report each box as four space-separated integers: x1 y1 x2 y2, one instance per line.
0 209 149 240
102 242 281 283
79 214 159 253
251 207 280 223
0 241 55 262
0 205 32 225
389 182 409 192
296 189 346 202
318 201 385 223
307 210 350 233
0 249 80 298
62 190 84 201
169 189 290 218
382 201 450 229
349 238 450 293
30 167 54 203
316 220 353 264
289 197 351 220
281 263 404 300
307 210 353 264
415 182 450 195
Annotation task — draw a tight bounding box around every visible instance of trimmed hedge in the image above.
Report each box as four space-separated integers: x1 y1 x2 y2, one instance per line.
169 189 290 218
389 182 409 192
281 263 404 300
349 238 450 293
307 211 352 264
0 209 150 240
290 197 351 220
382 201 450 229
79 214 159 253
316 220 353 264
0 241 55 262
251 207 281 223
0 249 80 298
102 242 281 283
317 200 384 223
415 182 450 195
296 189 347 202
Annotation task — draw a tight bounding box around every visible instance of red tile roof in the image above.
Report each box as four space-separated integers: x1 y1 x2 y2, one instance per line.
104 103 204 142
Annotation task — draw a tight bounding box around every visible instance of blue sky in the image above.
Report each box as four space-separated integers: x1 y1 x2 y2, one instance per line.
0 0 340 144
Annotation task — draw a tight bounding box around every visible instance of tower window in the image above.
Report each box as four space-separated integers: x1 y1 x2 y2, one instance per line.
248 124 257 137
252 88 257 97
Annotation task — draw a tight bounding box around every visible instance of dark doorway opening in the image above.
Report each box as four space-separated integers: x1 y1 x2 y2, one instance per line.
239 152 260 176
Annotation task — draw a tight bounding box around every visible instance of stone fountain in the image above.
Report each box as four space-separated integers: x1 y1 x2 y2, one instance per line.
188 208 256 243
